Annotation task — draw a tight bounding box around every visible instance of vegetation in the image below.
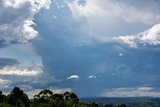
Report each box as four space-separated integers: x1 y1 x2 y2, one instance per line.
3 86 158 107
81 97 160 107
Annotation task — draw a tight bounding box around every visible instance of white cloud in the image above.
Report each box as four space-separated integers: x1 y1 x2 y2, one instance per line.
0 79 10 87
89 75 97 79
117 24 160 47
0 67 41 76
88 75 94 79
117 35 138 48
68 0 157 24
118 53 123 57
67 75 80 80
101 87 160 97
0 0 51 47
67 0 160 43
141 24 160 45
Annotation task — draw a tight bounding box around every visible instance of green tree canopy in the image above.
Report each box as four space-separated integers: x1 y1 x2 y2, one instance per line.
7 86 30 107
0 91 6 103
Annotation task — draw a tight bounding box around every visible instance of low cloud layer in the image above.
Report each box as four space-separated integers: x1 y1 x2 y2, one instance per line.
101 87 160 97
0 67 41 76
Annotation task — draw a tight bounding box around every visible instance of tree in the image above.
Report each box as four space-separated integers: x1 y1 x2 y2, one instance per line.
7 86 30 107
0 91 6 103
63 91 79 102
69 92 79 102
90 102 99 107
63 91 70 100
51 93 64 100
38 89 53 98
33 89 54 104
118 103 127 107
104 104 114 107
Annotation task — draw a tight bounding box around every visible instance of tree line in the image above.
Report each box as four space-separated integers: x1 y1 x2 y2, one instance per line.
0 86 126 107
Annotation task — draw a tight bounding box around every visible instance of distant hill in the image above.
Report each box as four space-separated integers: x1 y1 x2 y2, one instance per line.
80 97 160 107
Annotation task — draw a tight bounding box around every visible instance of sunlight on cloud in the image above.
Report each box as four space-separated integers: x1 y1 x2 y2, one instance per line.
118 53 123 57
0 67 41 76
117 24 160 47
68 0 160 43
0 0 51 47
117 36 138 48
4 0 51 11
69 0 157 24
67 75 80 80
141 24 160 45
88 75 97 79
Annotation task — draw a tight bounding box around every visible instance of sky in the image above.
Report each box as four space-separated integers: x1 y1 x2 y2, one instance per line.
0 0 160 98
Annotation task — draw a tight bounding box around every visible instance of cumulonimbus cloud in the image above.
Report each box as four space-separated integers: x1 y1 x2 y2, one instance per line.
0 0 51 47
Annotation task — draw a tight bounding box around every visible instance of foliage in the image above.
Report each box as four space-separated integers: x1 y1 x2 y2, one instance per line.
6 87 30 107
0 91 6 103
104 104 114 107
0 87 134 107
117 104 126 107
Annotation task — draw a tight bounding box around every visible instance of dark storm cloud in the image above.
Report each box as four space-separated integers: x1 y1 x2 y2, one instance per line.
31 0 160 97
0 39 7 48
0 57 19 68
0 0 52 94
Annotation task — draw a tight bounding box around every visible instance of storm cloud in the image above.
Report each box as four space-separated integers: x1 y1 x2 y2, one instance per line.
0 0 51 47
31 0 160 97
0 57 19 68
0 0 160 97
